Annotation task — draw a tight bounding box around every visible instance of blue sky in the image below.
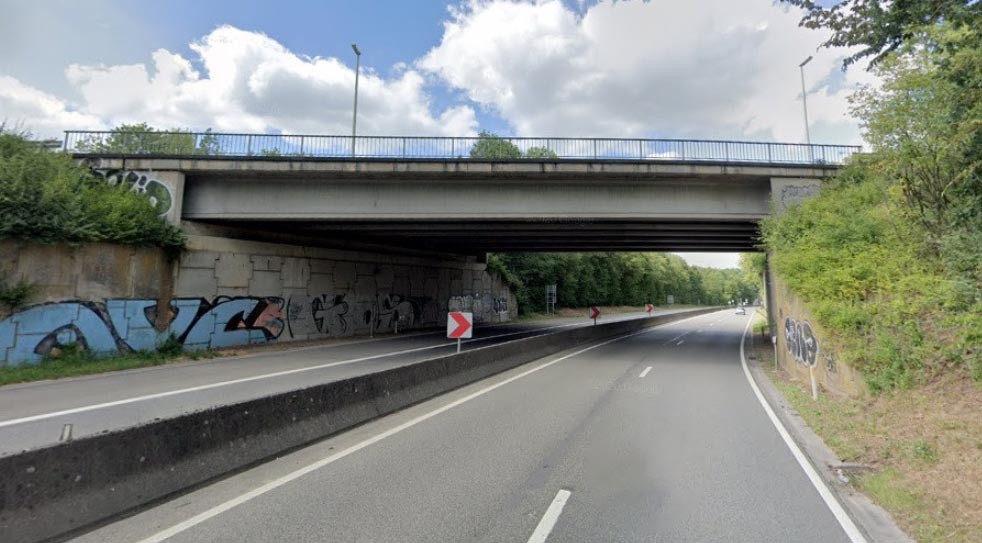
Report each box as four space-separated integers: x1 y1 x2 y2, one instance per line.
0 0 873 268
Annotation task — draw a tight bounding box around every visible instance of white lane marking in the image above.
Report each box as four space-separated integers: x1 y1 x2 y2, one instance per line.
526 489 572 543
738 317 868 543
639 366 652 378
676 339 684 346
0 310 712 429
0 319 625 428
135 327 660 543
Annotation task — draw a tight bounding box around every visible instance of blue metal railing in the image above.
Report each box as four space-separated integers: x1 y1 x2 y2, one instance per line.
63 130 860 165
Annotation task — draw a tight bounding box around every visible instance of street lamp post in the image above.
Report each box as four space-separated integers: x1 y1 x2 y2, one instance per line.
351 43 361 157
798 56 812 146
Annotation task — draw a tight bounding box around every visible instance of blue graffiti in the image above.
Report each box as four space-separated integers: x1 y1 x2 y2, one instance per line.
0 297 286 366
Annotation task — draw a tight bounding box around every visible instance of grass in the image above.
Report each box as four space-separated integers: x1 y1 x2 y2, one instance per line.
0 343 217 386
752 332 982 543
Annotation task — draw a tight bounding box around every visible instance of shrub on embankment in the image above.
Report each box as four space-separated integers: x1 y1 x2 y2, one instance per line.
760 23 982 391
0 130 185 253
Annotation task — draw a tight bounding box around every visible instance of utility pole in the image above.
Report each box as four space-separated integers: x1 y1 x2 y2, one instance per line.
351 43 361 157
799 56 813 146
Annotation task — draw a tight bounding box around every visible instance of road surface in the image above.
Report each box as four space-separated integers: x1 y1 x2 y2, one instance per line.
74 309 855 543
0 310 677 454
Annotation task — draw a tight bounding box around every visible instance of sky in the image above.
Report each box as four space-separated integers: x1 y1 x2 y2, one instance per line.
0 0 873 269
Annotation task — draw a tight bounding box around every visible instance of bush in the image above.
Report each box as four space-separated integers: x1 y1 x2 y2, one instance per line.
762 161 982 389
0 131 185 254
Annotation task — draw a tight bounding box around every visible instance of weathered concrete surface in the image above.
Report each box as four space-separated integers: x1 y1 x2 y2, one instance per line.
1 237 514 366
77 157 840 252
0 307 718 543
771 274 865 397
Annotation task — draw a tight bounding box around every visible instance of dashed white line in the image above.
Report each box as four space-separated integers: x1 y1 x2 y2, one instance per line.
526 489 572 543
639 366 652 378
135 329 659 543
676 339 685 346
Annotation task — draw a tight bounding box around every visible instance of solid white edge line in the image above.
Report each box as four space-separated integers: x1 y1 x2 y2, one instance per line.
526 489 572 543
738 315 868 543
639 366 652 378
0 310 704 429
136 322 689 543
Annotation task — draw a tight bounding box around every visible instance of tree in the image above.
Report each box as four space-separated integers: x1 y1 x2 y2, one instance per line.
469 132 560 159
77 123 219 155
849 23 981 247
780 0 979 68
525 146 559 159
469 131 522 159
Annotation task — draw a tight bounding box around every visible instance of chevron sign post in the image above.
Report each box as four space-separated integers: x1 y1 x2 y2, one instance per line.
448 311 473 352
590 306 600 326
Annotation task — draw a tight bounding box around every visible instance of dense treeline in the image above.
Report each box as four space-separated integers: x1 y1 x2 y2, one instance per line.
762 10 981 390
488 252 757 315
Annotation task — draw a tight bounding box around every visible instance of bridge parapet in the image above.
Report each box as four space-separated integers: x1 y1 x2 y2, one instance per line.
65 131 860 166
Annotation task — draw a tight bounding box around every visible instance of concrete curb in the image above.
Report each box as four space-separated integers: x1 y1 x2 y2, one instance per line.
0 307 719 542
746 357 914 543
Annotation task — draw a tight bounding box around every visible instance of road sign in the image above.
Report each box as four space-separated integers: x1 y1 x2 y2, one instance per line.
645 303 654 313
589 306 600 320
545 284 557 314
447 312 473 339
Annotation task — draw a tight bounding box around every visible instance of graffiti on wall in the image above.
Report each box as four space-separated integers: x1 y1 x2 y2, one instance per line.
784 317 819 367
92 170 173 216
0 297 285 365
0 292 448 366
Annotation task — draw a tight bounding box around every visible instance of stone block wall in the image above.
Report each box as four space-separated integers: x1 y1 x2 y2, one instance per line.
0 237 515 366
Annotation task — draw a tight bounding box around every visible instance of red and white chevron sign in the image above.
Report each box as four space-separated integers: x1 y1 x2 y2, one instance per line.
447 311 473 339
589 306 601 320
645 303 654 313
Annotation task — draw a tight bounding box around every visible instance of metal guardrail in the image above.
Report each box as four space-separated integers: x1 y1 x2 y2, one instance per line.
63 130 860 165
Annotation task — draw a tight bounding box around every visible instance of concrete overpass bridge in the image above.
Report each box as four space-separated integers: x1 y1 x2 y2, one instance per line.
67 132 859 254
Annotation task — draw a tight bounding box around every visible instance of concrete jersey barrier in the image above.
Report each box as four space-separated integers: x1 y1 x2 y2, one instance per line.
0 307 719 542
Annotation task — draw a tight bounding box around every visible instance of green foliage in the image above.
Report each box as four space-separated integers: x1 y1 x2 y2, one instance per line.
489 252 757 315
780 0 979 68
0 274 35 311
76 123 219 155
762 161 982 390
0 131 185 253
762 18 981 390
156 333 184 356
524 146 559 159
469 133 560 159
469 131 522 159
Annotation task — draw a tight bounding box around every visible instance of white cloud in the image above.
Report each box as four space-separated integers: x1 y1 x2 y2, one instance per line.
1 25 477 138
421 0 875 143
0 75 104 137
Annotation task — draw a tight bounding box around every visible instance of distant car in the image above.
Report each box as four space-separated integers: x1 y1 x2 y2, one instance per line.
735 306 746 315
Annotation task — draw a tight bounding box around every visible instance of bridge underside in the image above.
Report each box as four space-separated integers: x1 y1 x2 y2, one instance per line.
208 219 760 252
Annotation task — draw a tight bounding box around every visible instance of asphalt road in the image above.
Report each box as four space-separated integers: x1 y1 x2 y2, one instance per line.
0 310 678 454
75 309 854 543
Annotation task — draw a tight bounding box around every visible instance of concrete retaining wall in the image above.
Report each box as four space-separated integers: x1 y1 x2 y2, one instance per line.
771 274 865 396
0 237 514 366
0 307 717 542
